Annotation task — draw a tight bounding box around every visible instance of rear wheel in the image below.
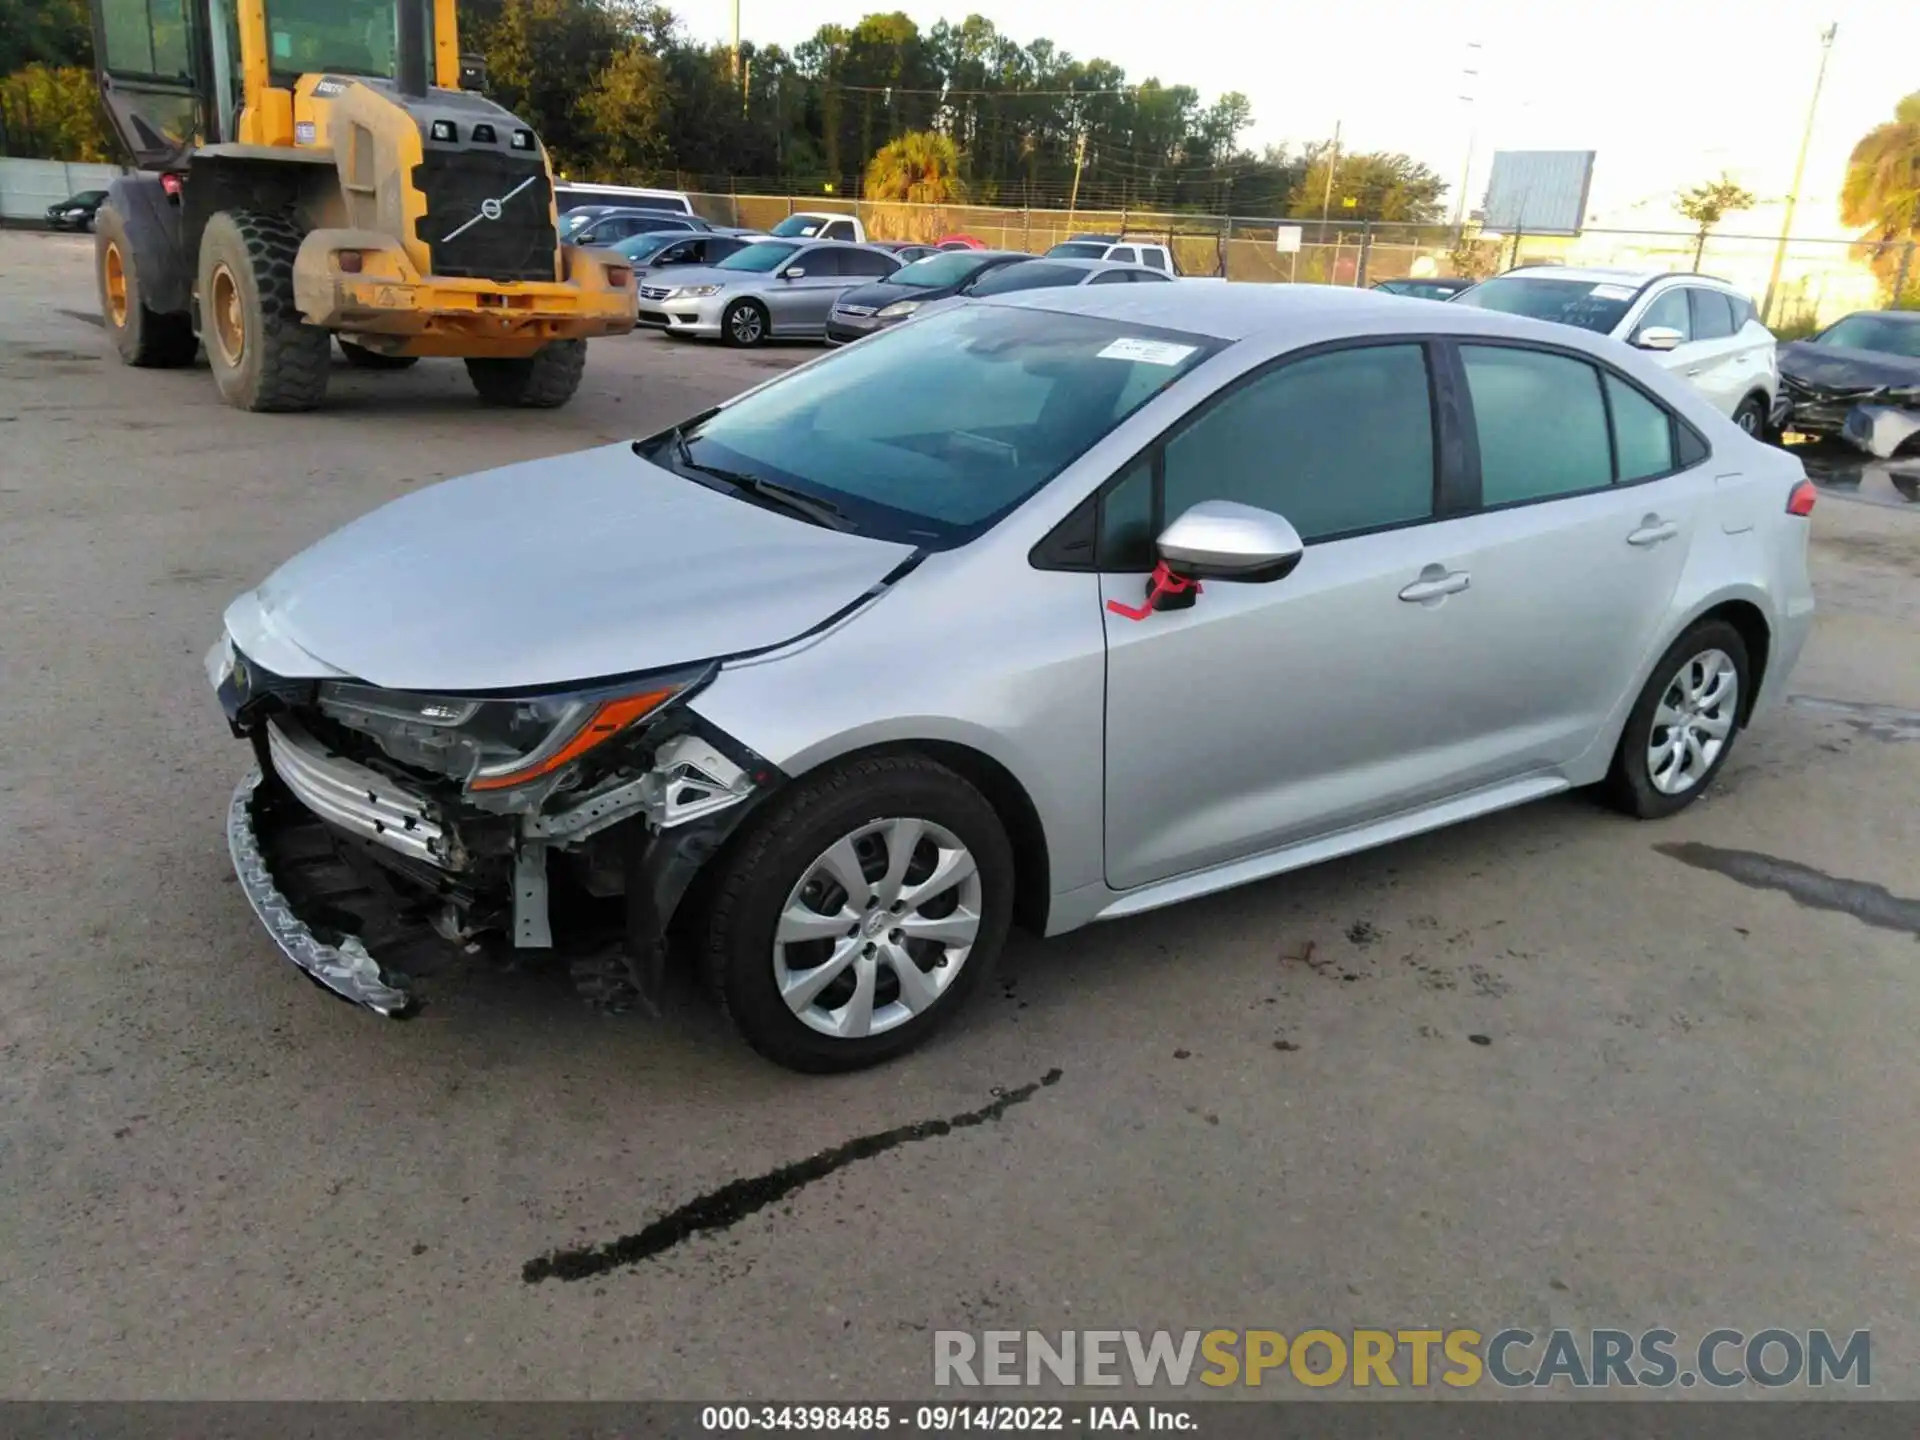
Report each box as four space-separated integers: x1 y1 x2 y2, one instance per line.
338 340 418 370
95 202 196 367
464 340 586 407
1605 620 1750 819
197 209 331 412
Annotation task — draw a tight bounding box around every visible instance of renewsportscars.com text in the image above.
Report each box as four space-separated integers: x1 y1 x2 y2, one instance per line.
933 1328 1870 1390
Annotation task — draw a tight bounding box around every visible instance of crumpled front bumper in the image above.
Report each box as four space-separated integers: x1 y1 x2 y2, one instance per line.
227 768 416 1016
1841 404 1920 460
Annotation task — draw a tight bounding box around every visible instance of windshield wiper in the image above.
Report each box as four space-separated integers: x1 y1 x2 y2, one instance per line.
660 430 852 532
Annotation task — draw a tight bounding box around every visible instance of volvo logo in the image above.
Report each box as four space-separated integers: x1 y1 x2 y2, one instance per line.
442 175 539 243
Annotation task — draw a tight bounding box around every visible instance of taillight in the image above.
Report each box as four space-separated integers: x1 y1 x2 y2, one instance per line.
604 264 632 288
335 250 365 273
1786 479 1817 516
159 172 183 199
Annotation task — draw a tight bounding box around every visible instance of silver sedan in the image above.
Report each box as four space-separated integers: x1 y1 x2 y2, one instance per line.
634 239 903 346
208 283 1816 1071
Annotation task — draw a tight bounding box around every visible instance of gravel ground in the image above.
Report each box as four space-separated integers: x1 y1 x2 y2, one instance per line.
2 228 1918 1400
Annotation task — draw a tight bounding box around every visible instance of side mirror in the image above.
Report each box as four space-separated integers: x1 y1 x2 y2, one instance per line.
782 266 807 279
1156 500 1304 583
1632 325 1685 352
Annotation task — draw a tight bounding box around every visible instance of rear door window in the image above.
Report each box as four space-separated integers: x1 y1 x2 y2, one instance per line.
839 248 897 277
1689 288 1735 340
1140 247 1171 271
1461 345 1612 505
825 220 857 241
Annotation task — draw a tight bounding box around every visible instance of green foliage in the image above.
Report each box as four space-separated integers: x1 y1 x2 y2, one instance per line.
1841 91 1920 301
1770 315 1823 342
1676 174 1755 235
1286 145 1447 224
0 64 112 160
864 129 964 203
0 0 91 74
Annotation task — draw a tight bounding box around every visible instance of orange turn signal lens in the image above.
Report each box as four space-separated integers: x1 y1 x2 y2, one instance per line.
605 264 632 288
468 689 676 791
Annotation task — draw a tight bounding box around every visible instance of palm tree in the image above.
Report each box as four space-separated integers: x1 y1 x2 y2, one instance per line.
1840 91 1920 304
864 129 967 205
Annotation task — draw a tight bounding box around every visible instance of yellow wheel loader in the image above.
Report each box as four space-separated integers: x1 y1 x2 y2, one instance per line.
90 0 635 412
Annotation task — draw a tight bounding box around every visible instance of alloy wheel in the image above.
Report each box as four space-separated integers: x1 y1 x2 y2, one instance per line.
729 305 764 344
103 241 129 327
1647 648 1739 795
772 817 983 1040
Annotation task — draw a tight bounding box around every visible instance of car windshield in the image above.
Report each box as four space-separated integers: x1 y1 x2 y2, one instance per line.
1046 242 1108 259
660 304 1220 545
1814 315 1920 359
716 241 800 273
262 0 427 78
771 215 841 238
558 211 605 237
885 252 997 288
964 262 1085 296
612 232 679 261
1450 276 1636 334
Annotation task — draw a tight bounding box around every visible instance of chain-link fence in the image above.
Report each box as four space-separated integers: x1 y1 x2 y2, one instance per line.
683 191 1918 326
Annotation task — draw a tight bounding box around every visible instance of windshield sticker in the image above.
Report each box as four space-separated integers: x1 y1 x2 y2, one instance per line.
1589 284 1636 300
1098 338 1198 366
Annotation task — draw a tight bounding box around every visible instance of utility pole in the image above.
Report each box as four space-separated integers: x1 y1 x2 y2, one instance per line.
1318 120 1342 229
1761 22 1837 324
1067 131 1087 231
1452 42 1482 242
731 0 742 89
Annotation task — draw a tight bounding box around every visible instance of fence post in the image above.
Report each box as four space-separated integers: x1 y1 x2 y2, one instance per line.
1356 222 1373 287
1508 225 1523 268
1896 240 1916 308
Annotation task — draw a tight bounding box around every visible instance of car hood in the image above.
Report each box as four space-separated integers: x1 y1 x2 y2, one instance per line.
835 280 965 311
226 443 917 692
1780 342 1920 396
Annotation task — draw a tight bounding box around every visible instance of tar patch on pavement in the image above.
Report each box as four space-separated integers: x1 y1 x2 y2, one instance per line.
1788 695 1920 743
522 1069 1066 1284
1656 842 1920 938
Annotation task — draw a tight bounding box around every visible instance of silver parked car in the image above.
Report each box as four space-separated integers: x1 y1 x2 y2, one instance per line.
208 285 1817 1071
634 239 902 346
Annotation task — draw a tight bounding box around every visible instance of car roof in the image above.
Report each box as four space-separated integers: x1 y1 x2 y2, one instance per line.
1838 309 1920 324
983 276 1643 343
1486 264 1745 292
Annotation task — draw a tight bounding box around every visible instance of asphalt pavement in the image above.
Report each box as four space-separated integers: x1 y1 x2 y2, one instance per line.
2 229 1918 1400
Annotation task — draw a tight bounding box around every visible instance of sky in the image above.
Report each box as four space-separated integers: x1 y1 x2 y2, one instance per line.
666 0 1917 237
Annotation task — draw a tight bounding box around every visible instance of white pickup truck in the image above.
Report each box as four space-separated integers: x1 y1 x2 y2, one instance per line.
767 212 868 243
1043 235 1226 280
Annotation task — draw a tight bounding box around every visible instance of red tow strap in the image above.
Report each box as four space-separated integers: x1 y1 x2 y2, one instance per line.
1106 561 1202 621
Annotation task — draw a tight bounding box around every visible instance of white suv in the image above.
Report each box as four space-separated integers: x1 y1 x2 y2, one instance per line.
1452 267 1778 432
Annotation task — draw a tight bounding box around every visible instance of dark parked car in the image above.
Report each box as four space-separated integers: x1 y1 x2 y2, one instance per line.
824 249 1032 344
46 190 107 232
1373 276 1476 301
1773 310 1920 456
877 242 941 263
563 208 713 246
610 229 755 276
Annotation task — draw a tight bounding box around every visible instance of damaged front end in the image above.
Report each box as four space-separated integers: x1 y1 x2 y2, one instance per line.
210 637 779 1017
1841 403 1920 461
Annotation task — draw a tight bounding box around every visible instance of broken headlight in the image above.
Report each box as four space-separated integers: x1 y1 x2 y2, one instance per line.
316 670 707 796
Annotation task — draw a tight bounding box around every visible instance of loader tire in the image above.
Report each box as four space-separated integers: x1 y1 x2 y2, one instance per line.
198 209 331 412
96 202 197 368
464 340 587 408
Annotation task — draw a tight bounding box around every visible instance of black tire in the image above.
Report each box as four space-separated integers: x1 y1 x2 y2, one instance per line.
464 340 586 407
1605 619 1751 819
95 202 197 368
703 755 1015 1073
197 209 331 412
338 339 419 370
721 298 769 348
1732 393 1768 438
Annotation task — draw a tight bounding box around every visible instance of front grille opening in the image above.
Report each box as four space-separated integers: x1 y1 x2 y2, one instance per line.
413 151 557 283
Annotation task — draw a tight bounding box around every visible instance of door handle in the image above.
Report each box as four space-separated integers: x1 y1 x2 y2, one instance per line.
1398 568 1471 602
1685 367 1705 377
1627 517 1679 546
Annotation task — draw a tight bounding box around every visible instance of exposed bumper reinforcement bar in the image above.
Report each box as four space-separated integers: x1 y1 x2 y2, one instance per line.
227 768 416 1017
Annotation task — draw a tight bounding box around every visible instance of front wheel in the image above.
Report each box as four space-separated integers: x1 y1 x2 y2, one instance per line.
197 209 332 411
702 755 1015 1072
721 298 769 348
1732 394 1767 437
1605 620 1750 819
464 340 586 407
